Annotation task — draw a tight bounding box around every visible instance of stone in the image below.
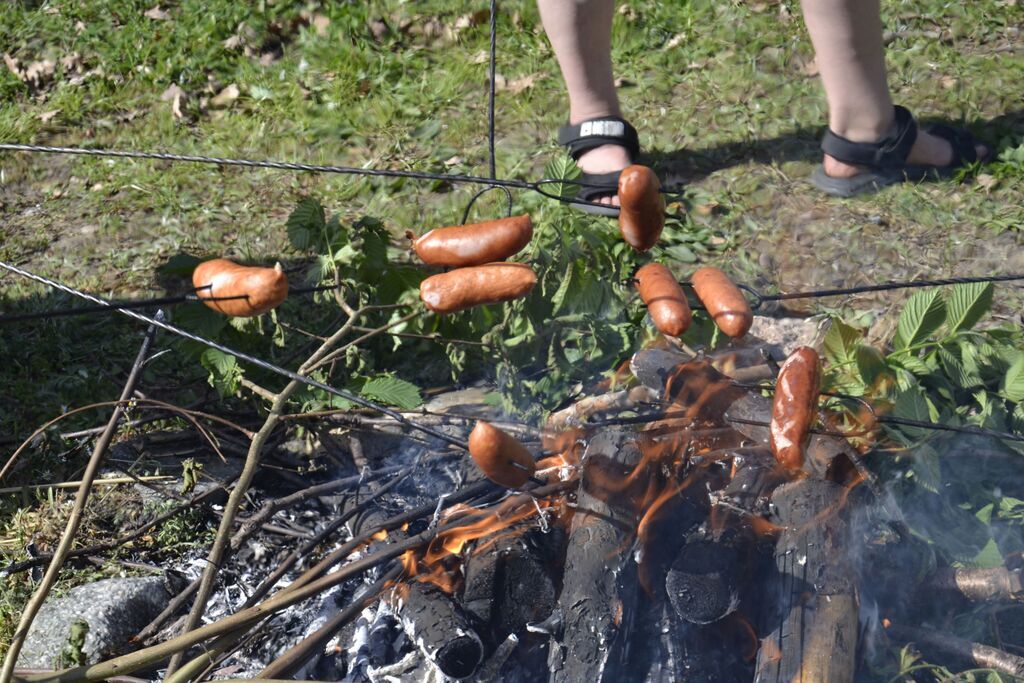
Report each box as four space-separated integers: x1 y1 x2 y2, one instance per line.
17 575 176 668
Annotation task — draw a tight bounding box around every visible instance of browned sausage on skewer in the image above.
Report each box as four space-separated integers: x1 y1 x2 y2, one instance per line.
410 215 533 268
468 421 536 488
618 165 665 252
192 259 289 317
419 263 537 314
635 263 692 337
690 267 753 338
770 346 822 470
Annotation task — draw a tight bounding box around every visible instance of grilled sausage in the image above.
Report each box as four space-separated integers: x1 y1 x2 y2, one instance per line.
635 263 691 337
192 259 289 317
690 267 753 338
618 164 665 252
409 215 533 268
468 421 536 489
770 346 822 470
420 262 537 314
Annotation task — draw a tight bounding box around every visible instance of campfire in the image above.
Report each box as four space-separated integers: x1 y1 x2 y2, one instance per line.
98 341 1012 682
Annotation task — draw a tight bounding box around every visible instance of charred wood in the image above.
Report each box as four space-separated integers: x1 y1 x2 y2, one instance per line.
755 478 858 683
547 430 644 683
400 581 484 680
666 527 751 625
461 528 561 641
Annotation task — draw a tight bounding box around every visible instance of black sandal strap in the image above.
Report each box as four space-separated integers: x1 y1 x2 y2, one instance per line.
577 170 622 198
820 105 917 169
558 116 640 161
925 123 980 166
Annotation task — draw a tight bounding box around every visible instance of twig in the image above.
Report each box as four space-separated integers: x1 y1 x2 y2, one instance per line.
0 475 174 495
1 319 160 683
305 311 422 373
1 398 252 484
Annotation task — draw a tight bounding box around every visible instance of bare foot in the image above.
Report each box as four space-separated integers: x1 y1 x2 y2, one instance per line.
823 128 989 179
576 143 632 207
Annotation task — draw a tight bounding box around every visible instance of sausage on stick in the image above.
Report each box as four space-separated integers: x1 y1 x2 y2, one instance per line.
192 259 289 317
420 263 537 314
409 215 533 268
770 346 822 470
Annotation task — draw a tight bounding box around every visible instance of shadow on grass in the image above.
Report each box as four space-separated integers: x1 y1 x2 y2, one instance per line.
645 109 1024 185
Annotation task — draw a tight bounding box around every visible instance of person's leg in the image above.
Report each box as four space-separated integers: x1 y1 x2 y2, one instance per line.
800 0 986 178
538 0 630 206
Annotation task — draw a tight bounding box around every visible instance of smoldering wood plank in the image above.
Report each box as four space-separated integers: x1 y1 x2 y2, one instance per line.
547 430 644 683
754 479 858 683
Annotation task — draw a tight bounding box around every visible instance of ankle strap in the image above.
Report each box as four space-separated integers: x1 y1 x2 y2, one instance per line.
558 116 640 161
820 105 917 169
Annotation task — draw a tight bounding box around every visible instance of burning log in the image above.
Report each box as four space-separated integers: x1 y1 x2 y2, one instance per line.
666 527 750 625
886 623 1024 679
546 430 645 683
755 478 858 683
461 529 560 640
400 581 484 680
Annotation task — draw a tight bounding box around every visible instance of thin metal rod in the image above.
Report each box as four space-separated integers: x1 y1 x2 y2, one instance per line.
0 143 677 213
487 0 498 180
725 415 1024 443
0 260 468 450
756 273 1024 305
0 283 343 325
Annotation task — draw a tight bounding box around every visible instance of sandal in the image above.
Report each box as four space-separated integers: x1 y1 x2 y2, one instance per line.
557 115 640 216
811 105 988 198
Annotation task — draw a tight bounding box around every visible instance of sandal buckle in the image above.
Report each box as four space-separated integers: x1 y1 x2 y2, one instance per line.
580 120 625 138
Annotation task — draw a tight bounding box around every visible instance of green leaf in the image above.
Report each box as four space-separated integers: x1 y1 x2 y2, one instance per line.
286 198 326 251
893 288 946 350
550 261 574 315
1002 354 1024 402
200 348 242 398
542 155 582 199
823 318 860 365
986 672 1005 683
360 376 422 409
938 346 983 389
945 281 994 333
887 386 936 443
663 243 697 263
971 537 1004 569
855 344 887 387
909 444 941 494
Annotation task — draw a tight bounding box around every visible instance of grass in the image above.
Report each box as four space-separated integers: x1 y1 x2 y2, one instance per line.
1 0 1022 671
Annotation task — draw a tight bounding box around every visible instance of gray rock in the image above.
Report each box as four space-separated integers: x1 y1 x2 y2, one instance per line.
17 575 175 668
746 315 825 357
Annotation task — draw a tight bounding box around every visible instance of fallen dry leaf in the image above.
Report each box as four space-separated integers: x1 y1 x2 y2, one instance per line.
976 174 999 192
222 34 243 50
3 54 19 78
39 109 60 123
60 52 83 73
472 50 489 64
454 9 489 31
24 59 56 88
614 77 635 88
210 83 239 108
939 75 958 89
160 83 186 119
494 72 546 95
144 6 170 20
665 33 687 50
800 56 819 76
312 14 330 36
75 20 86 34
367 17 390 42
